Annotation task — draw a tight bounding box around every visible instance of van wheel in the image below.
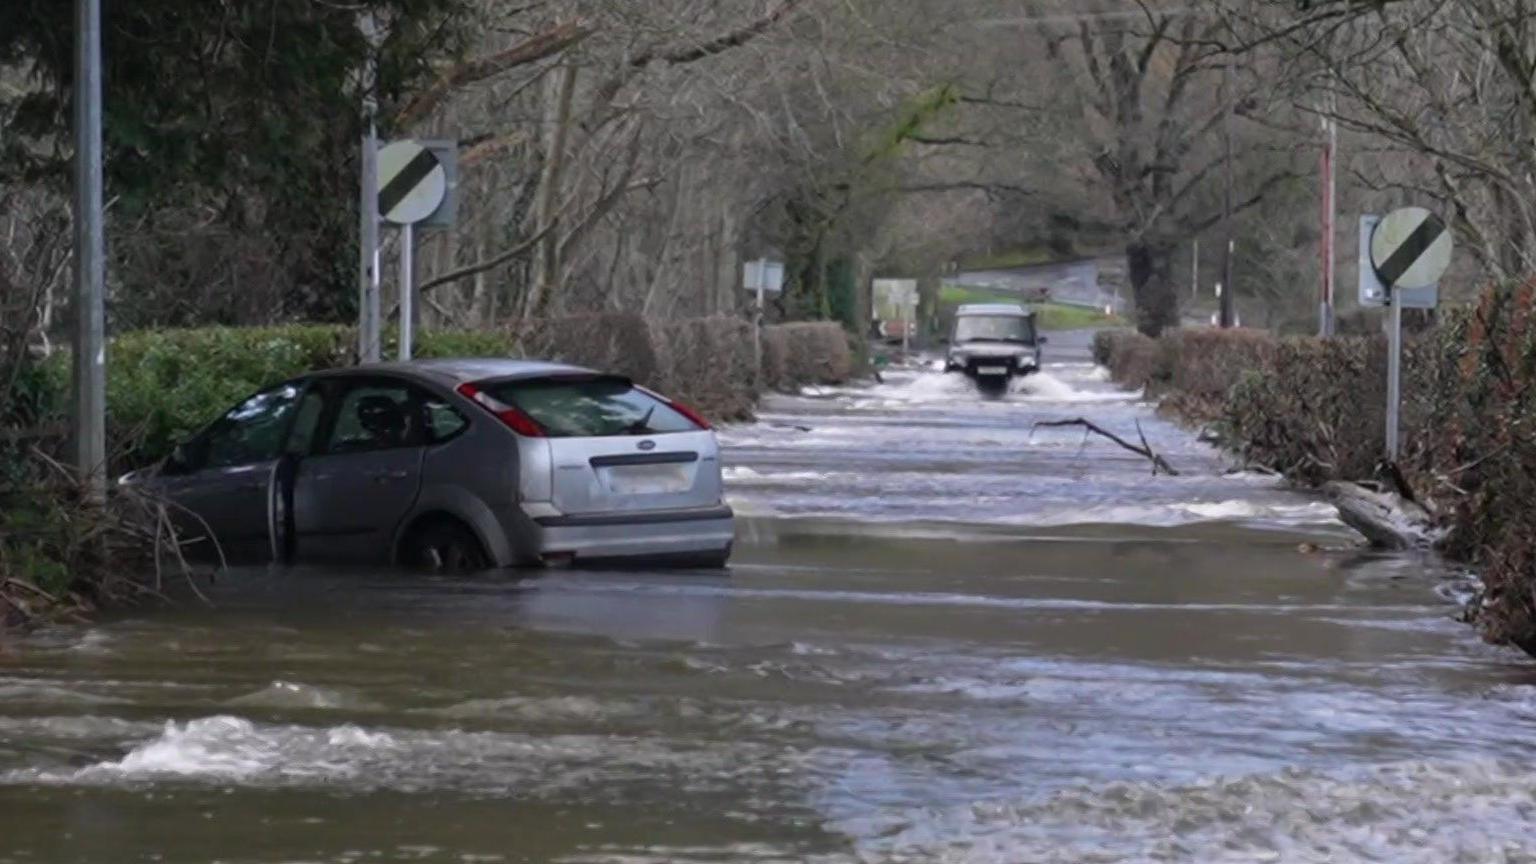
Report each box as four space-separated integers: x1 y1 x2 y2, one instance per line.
402 520 490 572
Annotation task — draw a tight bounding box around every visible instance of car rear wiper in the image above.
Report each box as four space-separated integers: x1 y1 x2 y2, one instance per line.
623 406 656 435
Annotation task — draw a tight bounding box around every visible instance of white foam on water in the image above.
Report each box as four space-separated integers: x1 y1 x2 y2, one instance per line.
868 373 976 403
0 679 123 706
106 716 297 779
1008 498 1339 528
723 466 842 485
423 695 639 723
839 759 1536 864
728 498 1339 530
1009 371 1135 403
225 680 380 711
832 370 1136 407
1176 499 1338 521
4 715 810 798
798 385 840 398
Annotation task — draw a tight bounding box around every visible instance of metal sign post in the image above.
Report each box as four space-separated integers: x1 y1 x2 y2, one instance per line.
1365 207 1452 462
72 0 107 499
375 140 448 362
359 124 381 362
398 222 414 361
1319 103 1337 338
1386 288 1403 458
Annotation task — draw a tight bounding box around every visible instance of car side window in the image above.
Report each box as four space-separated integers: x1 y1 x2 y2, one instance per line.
323 382 425 455
284 387 327 457
424 397 469 444
199 383 305 470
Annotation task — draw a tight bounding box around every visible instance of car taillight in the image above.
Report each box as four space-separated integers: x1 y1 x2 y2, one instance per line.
456 383 546 437
666 399 712 430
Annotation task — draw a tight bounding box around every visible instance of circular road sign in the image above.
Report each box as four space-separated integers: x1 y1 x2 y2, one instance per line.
1370 206 1453 291
377 140 447 226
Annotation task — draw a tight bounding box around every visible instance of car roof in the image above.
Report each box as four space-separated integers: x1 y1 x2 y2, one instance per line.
311 358 597 387
956 303 1033 317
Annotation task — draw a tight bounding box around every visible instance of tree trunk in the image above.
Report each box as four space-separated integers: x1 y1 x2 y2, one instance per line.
525 63 579 319
1127 241 1179 337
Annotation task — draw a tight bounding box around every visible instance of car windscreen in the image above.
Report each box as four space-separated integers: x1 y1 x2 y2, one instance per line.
954 314 1035 344
478 376 698 438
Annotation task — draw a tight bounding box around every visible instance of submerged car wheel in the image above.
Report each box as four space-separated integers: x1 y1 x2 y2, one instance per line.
402 520 490 572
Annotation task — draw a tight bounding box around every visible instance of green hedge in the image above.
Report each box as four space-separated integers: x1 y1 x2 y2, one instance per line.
68 326 519 469
1094 293 1536 656
46 317 841 471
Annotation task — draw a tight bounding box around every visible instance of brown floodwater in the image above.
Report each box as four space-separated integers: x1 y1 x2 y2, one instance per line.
2 332 1530 863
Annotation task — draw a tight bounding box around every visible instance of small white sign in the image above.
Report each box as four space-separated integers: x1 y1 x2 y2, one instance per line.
872 279 919 321
744 259 785 294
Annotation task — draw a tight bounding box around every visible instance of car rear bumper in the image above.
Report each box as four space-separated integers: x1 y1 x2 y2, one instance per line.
530 505 735 562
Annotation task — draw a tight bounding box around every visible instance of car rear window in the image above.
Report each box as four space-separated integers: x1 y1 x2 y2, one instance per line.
479 376 699 438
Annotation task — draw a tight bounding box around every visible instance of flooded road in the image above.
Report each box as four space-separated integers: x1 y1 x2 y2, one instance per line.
4 332 1534 863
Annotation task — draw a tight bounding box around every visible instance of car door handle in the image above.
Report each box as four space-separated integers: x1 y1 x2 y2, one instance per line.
367 470 411 483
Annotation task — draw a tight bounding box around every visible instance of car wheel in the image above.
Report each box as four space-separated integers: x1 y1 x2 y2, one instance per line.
403 520 490 573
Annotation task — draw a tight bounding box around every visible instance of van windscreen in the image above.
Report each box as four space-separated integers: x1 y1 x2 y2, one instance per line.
954 315 1035 344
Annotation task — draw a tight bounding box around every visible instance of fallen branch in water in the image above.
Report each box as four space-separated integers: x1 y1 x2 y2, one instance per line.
1325 480 1443 551
1032 418 1181 476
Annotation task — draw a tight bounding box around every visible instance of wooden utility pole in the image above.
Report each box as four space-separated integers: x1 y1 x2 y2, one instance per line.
72 0 107 498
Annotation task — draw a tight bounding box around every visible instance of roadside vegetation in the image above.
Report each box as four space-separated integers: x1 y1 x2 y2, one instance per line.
1094 283 1536 656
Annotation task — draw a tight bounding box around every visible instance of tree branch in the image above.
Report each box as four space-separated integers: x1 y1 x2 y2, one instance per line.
392 20 593 130
630 0 813 67
1184 170 1301 235
413 221 558 300
1032 418 1180 476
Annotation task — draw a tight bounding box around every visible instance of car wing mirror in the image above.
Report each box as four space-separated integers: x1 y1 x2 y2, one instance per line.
164 442 197 475
1038 336 1049 344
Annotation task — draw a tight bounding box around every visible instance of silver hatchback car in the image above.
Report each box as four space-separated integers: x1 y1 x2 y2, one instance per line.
126 359 734 570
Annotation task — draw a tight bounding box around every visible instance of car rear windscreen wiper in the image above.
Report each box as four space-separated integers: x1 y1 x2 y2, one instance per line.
623 406 656 435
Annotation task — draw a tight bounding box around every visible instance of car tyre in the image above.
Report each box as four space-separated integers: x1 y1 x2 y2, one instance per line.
402 520 490 573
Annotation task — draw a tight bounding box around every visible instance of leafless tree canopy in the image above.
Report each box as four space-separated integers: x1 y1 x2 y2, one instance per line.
4 0 1528 337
